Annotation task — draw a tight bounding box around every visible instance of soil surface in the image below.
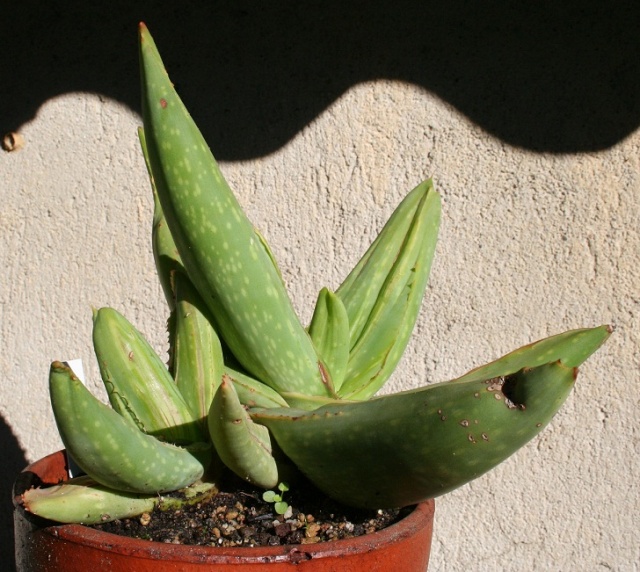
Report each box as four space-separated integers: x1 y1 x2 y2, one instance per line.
92 473 408 547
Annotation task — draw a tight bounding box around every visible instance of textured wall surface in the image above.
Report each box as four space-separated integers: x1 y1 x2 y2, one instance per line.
2 5 639 571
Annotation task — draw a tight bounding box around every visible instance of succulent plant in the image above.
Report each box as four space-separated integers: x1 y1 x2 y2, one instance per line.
22 24 611 525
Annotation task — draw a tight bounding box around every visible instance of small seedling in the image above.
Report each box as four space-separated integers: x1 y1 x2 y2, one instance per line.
262 482 290 515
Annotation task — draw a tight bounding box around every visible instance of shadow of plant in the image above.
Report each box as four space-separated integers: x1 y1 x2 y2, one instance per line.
1 416 27 572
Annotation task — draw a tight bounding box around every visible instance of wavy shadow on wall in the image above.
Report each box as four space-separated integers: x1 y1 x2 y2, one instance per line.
2 0 639 158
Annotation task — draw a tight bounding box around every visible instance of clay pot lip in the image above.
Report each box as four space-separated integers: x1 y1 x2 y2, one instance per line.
14 450 435 564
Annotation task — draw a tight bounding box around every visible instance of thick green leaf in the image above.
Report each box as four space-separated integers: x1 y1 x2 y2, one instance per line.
22 476 217 525
139 24 329 399
253 327 610 508
92 307 202 444
50 362 211 494
172 272 224 432
224 366 289 409
307 287 349 391
208 375 279 488
139 126 185 310
337 181 441 399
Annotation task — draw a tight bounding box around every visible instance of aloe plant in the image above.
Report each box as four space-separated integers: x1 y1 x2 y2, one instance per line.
21 24 611 525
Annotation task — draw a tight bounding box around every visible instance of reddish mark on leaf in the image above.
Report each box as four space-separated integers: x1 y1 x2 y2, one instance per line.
160 98 167 109
318 361 332 389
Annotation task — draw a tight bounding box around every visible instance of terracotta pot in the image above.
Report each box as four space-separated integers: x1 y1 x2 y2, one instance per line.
14 451 434 571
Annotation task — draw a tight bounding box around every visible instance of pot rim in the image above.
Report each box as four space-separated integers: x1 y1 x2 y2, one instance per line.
14 450 435 565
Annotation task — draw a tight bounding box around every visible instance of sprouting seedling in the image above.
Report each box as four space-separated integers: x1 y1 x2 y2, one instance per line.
262 482 290 516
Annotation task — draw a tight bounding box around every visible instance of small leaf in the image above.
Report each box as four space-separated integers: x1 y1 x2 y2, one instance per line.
262 490 277 503
274 501 289 515
207 375 279 489
308 288 349 391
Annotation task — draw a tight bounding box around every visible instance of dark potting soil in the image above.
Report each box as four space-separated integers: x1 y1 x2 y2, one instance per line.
91 474 408 547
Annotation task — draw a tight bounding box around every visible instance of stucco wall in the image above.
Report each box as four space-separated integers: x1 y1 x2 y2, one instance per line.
2 6 639 570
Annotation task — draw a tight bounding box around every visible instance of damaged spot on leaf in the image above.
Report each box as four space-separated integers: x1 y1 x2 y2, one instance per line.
485 374 527 411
